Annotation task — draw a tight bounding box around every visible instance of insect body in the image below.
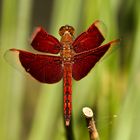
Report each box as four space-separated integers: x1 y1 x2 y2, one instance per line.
5 20 119 126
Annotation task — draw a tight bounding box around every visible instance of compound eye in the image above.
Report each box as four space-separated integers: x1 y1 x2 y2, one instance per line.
59 26 65 36
69 27 75 36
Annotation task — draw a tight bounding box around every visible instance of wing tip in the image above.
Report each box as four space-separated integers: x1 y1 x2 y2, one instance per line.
9 48 19 52
87 20 107 39
110 39 120 46
30 26 44 43
94 20 107 39
94 20 101 24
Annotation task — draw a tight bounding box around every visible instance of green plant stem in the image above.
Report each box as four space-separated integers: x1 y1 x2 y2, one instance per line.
65 116 75 140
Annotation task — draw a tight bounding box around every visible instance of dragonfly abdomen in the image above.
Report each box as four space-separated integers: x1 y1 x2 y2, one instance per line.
63 63 72 126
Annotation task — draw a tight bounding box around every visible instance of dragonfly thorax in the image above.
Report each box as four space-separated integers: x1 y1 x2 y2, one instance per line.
60 29 75 62
60 44 74 62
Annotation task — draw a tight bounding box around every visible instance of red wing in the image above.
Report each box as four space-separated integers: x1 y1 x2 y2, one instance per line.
31 27 61 54
5 49 63 83
72 40 119 80
72 20 106 53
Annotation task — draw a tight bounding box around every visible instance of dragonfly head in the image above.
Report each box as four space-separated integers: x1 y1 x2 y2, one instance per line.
59 25 75 36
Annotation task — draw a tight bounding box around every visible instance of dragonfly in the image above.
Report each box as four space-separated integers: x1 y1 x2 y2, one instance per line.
5 20 119 126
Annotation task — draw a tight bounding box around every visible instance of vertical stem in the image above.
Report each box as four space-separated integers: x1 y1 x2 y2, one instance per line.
83 107 99 140
65 117 75 140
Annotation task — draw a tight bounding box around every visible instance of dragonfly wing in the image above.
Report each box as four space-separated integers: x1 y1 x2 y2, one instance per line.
72 40 119 80
5 49 63 83
72 20 106 53
31 27 61 54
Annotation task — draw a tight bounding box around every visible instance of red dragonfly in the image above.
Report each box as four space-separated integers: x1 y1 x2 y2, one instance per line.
5 20 119 126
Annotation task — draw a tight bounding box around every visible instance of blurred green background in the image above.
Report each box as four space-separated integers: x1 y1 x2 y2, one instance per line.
0 0 140 140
